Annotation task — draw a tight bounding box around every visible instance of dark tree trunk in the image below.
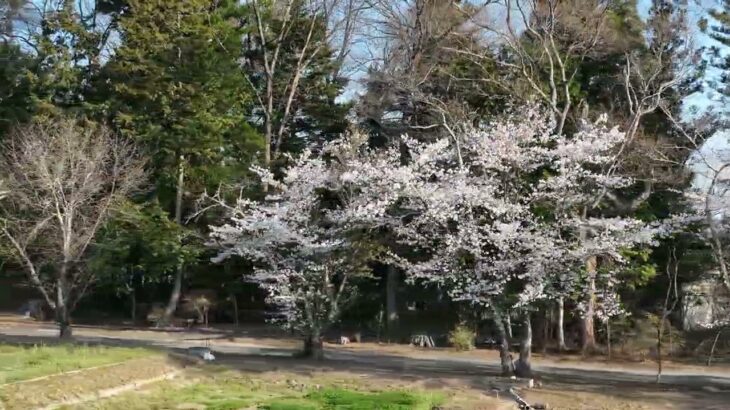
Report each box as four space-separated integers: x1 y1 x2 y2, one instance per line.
515 312 533 378
656 322 664 383
58 316 72 338
161 157 185 326
606 319 612 360
386 265 398 340
231 293 239 327
541 309 549 354
130 289 136 322
303 333 324 360
56 267 72 339
492 306 514 376
534 310 544 352
57 304 72 339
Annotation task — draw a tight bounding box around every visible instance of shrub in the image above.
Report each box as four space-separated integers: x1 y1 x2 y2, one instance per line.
448 324 475 351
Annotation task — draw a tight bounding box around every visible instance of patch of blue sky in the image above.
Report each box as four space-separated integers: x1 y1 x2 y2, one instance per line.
335 0 524 104
654 0 730 188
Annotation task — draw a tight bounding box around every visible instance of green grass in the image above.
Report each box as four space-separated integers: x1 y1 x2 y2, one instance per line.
291 388 442 410
0 343 153 384
0 344 447 409
84 374 445 410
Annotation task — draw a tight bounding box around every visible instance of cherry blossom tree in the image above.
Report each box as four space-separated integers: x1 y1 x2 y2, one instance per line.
389 107 676 375
208 132 406 359
208 105 682 368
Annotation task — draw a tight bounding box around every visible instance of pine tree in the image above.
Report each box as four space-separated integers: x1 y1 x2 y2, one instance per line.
0 43 33 136
104 0 262 197
708 0 730 106
0 1 121 120
101 0 263 323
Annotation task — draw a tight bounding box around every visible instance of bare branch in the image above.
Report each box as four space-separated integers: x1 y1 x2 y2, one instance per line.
0 118 146 334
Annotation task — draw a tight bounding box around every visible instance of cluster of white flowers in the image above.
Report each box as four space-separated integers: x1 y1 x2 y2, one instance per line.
390 107 674 312
208 132 407 335
209 106 681 332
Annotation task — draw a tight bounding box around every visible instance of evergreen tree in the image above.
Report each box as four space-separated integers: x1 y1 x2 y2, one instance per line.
104 0 262 200
0 43 34 136
708 0 730 108
102 0 263 323
0 1 120 122
89 201 200 322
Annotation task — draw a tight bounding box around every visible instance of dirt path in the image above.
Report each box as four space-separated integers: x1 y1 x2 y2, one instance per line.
1 316 729 409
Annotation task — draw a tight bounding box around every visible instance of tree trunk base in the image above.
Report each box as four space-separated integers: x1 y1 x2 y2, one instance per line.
303 336 324 360
581 342 598 356
499 349 514 376
59 322 73 339
386 265 398 341
516 312 533 378
514 359 532 378
492 306 515 376
581 316 597 355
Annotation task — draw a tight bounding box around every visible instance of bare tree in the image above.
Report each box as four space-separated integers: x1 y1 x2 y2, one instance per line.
358 0 489 141
0 118 146 338
451 0 608 135
244 0 366 170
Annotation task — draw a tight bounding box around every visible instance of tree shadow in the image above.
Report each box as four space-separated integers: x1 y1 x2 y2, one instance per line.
1 326 729 409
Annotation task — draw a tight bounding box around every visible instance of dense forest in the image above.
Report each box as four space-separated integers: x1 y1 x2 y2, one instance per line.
1 0 730 378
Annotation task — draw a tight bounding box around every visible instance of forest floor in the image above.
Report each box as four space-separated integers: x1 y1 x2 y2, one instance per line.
0 314 729 409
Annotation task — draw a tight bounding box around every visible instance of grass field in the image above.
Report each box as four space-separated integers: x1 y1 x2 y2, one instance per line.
0 343 153 384
0 343 455 410
75 371 446 410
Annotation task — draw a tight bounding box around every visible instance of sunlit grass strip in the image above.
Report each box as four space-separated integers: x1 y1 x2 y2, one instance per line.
91 380 445 410
0 343 154 384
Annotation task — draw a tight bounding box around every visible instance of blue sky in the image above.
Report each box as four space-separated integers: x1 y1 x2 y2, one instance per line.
658 0 730 188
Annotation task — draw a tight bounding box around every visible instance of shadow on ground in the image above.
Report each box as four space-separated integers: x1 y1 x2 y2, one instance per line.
1 317 729 409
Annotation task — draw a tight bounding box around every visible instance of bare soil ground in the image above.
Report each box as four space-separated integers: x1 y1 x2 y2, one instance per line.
1 314 729 409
